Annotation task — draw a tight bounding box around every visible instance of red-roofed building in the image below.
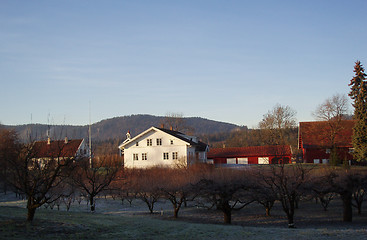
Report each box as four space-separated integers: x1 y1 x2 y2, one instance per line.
207 145 292 166
32 138 89 162
298 120 355 164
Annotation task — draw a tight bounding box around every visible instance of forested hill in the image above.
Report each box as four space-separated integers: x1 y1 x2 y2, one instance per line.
5 114 242 142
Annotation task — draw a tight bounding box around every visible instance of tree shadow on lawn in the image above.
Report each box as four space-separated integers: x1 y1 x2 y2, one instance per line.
0 206 99 240
153 200 367 229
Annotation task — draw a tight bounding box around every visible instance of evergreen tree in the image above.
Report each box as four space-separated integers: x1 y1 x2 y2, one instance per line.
348 61 367 162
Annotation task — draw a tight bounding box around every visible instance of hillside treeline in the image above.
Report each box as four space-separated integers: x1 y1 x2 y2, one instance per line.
4 114 240 143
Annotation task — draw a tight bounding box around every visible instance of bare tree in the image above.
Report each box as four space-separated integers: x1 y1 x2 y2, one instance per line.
160 112 193 133
306 167 337 211
128 168 164 214
319 168 367 222
259 164 312 228
0 128 20 194
3 137 75 221
313 94 350 121
259 104 297 146
249 170 277 216
352 184 365 215
194 168 253 224
159 168 199 218
71 155 120 212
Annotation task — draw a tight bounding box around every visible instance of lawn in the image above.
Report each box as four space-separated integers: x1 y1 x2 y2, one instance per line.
1 193 367 240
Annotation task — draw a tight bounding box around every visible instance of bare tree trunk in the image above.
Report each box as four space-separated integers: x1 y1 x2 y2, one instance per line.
281 196 296 228
148 204 154 214
353 189 364 215
265 200 274 216
341 192 353 222
266 206 271 217
287 214 295 228
90 196 95 212
223 201 232 224
27 207 36 222
357 205 362 215
26 196 37 222
173 207 179 218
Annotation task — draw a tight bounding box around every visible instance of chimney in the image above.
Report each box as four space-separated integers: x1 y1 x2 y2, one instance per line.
64 137 68 144
47 137 51 145
170 126 173 131
160 123 164 129
126 131 131 140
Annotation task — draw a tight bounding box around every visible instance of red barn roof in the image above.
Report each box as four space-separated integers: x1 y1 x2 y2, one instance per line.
32 139 84 158
208 145 292 159
299 120 355 149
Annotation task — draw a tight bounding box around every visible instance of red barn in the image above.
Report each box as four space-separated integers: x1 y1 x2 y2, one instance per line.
207 145 292 166
298 120 355 164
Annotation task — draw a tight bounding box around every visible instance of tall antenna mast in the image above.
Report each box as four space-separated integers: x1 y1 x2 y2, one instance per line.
27 113 33 142
89 101 92 167
47 112 51 140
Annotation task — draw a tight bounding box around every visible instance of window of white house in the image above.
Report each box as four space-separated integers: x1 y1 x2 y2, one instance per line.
170 140 174 145
147 139 152 146
226 158 236 164
133 153 139 161
172 152 178 160
258 157 269 164
238 158 248 164
157 138 162 146
163 152 169 160
136 142 139 146
142 153 147 160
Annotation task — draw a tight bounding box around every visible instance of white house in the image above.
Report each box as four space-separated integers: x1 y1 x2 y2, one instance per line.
118 127 209 168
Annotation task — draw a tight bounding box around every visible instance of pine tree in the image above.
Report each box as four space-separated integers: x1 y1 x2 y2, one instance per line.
348 61 367 162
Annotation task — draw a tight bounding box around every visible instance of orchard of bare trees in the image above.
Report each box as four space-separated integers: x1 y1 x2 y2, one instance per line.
1 125 367 228
118 165 367 228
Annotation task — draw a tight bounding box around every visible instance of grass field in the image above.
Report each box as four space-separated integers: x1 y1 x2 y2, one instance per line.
1 193 367 240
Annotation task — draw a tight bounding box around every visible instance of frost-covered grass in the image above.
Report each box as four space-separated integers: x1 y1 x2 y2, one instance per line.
1 192 367 240
2 205 367 240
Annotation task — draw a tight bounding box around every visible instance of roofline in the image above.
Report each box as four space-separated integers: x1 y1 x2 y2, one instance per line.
118 126 189 148
118 126 207 149
119 126 156 148
299 119 356 124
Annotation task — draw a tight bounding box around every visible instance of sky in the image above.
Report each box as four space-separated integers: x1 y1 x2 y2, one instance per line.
1 0 367 128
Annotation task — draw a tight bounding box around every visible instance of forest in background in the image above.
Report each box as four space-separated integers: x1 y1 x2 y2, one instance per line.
2 113 299 156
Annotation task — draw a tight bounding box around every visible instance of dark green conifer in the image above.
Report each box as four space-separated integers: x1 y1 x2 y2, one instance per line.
349 61 367 162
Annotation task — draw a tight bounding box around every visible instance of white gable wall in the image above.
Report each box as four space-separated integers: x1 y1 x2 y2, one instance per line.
123 129 190 168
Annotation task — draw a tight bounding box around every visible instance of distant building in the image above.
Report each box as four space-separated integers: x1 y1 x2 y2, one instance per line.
118 127 209 168
208 145 292 166
298 120 355 164
32 138 89 166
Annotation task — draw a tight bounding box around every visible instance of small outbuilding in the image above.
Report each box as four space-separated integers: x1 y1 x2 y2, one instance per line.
207 145 292 166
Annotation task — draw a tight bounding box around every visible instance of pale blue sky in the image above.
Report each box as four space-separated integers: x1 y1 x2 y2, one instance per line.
1 0 366 128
